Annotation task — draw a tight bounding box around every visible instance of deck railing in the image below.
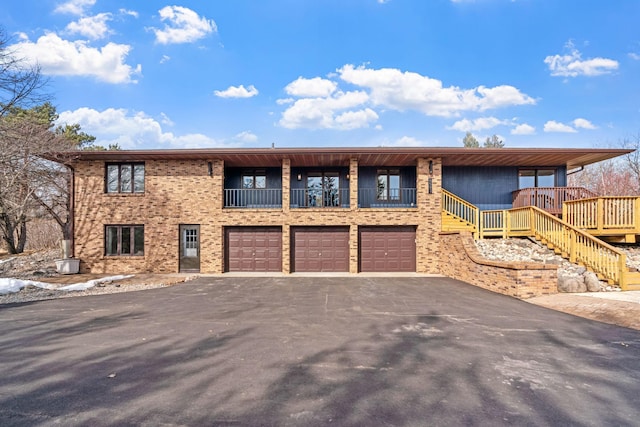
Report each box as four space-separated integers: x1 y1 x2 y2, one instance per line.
290 188 350 208
477 206 628 286
442 190 479 232
358 188 417 208
224 188 282 208
563 196 640 234
512 187 598 215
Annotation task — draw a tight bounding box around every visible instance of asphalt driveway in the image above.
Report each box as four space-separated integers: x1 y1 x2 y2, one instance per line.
1 276 640 426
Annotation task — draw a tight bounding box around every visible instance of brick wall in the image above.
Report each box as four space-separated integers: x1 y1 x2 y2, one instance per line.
439 231 558 298
73 156 443 274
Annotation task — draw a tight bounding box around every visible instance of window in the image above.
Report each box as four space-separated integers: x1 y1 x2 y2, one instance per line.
307 172 340 207
377 169 400 200
519 169 555 188
106 163 145 193
242 170 266 189
105 225 144 256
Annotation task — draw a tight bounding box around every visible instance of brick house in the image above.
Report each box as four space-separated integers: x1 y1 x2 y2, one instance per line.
62 147 629 277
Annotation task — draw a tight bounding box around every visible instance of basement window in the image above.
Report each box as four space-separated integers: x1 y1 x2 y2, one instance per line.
105 225 144 256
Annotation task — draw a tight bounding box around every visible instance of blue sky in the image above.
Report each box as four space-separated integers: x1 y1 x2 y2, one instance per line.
2 0 639 149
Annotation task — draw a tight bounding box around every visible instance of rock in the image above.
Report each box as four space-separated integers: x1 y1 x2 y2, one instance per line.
584 272 603 292
558 275 587 293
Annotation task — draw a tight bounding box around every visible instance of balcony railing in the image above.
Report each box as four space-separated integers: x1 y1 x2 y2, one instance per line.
512 187 597 216
290 188 350 208
224 188 282 208
358 188 417 208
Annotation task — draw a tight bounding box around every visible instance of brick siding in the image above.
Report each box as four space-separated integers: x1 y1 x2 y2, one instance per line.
73 157 442 274
439 231 558 298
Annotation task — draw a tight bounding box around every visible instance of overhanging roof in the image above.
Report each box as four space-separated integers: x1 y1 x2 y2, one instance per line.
54 147 633 170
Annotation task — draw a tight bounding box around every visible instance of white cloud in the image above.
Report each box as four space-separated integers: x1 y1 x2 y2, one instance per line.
334 108 379 130
511 123 535 135
285 77 337 97
235 131 258 143
278 64 535 131
160 55 171 64
544 42 618 77
159 112 174 126
448 116 508 131
629 52 640 60
279 90 375 130
392 136 427 147
151 6 217 44
214 85 259 98
120 9 139 18
12 33 141 84
338 64 534 117
65 13 113 40
54 0 96 15
572 118 597 129
544 120 577 133
57 107 229 149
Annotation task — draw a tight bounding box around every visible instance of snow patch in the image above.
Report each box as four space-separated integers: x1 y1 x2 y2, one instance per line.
0 275 134 295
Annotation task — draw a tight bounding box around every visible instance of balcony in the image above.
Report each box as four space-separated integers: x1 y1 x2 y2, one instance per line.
224 188 282 208
290 188 350 208
511 187 597 216
358 188 417 208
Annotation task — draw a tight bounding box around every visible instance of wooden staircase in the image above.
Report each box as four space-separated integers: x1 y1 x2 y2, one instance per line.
442 191 640 291
442 211 477 233
441 190 479 236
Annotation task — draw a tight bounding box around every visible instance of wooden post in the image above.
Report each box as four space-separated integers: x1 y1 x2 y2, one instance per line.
635 197 640 234
619 253 628 291
569 230 577 263
597 198 604 233
503 210 509 239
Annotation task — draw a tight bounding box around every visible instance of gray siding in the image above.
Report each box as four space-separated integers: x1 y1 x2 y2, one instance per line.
224 167 282 189
443 166 567 211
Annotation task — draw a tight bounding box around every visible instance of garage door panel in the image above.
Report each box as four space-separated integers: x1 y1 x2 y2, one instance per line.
359 227 416 272
293 227 349 272
225 227 282 272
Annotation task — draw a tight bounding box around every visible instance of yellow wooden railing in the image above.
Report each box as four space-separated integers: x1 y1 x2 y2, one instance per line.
442 190 479 233
442 191 640 289
563 196 640 236
477 206 630 288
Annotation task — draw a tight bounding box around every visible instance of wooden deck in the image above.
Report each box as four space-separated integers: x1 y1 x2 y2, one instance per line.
441 190 640 290
512 187 597 216
563 196 640 243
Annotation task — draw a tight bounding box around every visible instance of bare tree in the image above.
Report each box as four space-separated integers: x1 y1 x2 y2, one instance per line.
621 132 640 193
0 28 48 117
484 134 504 148
0 112 68 253
568 159 638 196
0 28 51 253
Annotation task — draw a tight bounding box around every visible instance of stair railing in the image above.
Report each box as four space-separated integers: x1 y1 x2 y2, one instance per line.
442 190 479 234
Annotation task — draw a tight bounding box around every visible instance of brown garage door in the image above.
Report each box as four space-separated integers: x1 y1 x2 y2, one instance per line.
359 226 416 272
225 227 282 272
292 227 349 272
